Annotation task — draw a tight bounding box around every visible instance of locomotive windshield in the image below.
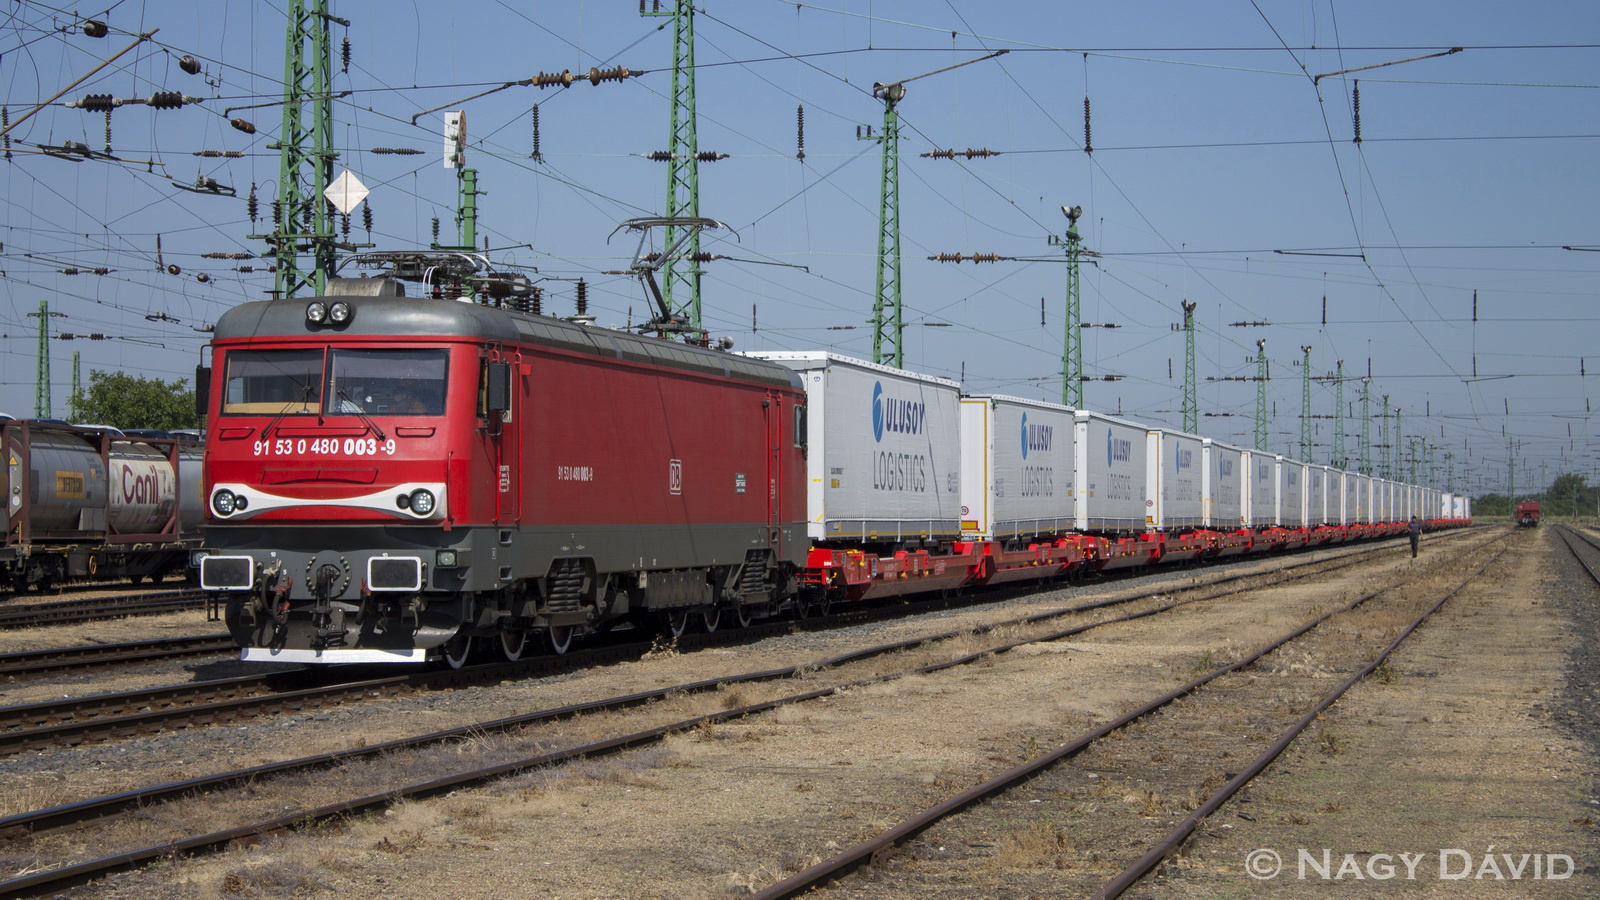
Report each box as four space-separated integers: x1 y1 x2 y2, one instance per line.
328 348 447 416
221 349 324 415
220 348 448 417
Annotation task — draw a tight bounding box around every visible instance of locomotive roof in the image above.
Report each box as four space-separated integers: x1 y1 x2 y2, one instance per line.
212 290 801 391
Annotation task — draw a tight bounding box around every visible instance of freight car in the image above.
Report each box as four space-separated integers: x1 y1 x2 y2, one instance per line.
1515 500 1541 527
197 252 807 665
0 420 200 595
196 251 1468 666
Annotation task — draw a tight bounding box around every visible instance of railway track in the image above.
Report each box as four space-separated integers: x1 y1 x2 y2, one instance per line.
1555 524 1600 589
0 588 205 628
0 633 233 678
0 531 1464 756
751 537 1512 898
0 529 1495 897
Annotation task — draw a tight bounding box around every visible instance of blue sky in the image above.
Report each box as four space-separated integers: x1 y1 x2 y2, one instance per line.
1 0 1595 497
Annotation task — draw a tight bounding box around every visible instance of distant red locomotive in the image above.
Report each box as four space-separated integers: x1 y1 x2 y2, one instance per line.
198 253 807 665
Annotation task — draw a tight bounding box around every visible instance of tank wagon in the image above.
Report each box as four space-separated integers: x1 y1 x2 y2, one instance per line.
198 252 1469 666
0 421 199 594
197 253 807 665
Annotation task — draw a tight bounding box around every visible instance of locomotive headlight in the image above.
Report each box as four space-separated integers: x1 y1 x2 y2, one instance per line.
212 490 237 516
435 549 458 568
328 301 353 323
407 489 436 516
305 301 328 324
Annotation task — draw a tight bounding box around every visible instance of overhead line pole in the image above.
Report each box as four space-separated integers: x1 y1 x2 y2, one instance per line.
861 50 1007 368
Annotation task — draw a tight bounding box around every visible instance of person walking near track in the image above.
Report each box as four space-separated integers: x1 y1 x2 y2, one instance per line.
1408 515 1422 558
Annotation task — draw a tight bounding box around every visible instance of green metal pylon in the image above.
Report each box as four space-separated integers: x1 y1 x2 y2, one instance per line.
1394 407 1404 481
1180 300 1197 432
261 0 345 300
1254 339 1269 452
1300 345 1313 460
1332 360 1345 468
861 85 904 367
70 352 80 421
1359 377 1371 474
31 301 55 417
1379 396 1391 478
1058 207 1085 407
642 0 704 338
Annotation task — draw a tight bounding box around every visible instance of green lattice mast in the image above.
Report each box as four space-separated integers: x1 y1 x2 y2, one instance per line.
860 52 1005 368
1300 345 1313 460
1332 359 1345 467
256 0 345 299
641 0 704 337
1180 300 1197 432
1062 207 1085 407
1254 339 1269 452
1359 375 1371 474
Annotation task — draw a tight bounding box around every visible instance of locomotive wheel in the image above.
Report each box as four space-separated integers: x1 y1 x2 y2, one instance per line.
546 625 575 655
701 606 721 634
664 610 691 638
441 633 473 669
498 628 530 662
732 603 752 629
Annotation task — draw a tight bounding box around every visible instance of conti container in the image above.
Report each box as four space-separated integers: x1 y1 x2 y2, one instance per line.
1145 428 1204 531
751 351 962 544
1306 465 1328 525
1202 439 1244 530
1350 473 1370 524
1073 411 1149 533
1244 450 1277 528
1328 469 1347 525
958 395 1076 541
1278 457 1306 527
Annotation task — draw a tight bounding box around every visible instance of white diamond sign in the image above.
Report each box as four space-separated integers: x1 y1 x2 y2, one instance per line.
324 169 369 215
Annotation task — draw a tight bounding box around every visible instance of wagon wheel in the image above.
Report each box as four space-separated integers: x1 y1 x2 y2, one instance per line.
731 603 753 629
701 606 721 634
498 627 530 662
545 625 575 655
441 633 473 670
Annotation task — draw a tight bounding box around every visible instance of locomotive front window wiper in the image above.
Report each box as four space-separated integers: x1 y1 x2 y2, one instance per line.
262 379 318 438
335 388 388 441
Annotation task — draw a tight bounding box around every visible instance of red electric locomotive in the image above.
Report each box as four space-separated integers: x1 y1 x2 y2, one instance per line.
197 252 807 665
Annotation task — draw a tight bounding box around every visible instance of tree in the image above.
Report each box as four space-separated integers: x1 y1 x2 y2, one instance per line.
71 370 200 431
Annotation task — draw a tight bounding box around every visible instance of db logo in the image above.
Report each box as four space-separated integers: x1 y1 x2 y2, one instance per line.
668 459 683 495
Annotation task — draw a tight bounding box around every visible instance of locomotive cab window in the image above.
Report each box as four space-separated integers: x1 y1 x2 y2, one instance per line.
328 348 448 416
220 349 324 415
220 348 448 417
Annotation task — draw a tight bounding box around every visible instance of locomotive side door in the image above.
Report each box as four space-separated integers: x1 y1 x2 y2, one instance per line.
766 389 783 549
483 346 519 525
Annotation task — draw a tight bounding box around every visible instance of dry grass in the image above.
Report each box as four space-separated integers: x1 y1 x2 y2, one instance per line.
989 817 1077 870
